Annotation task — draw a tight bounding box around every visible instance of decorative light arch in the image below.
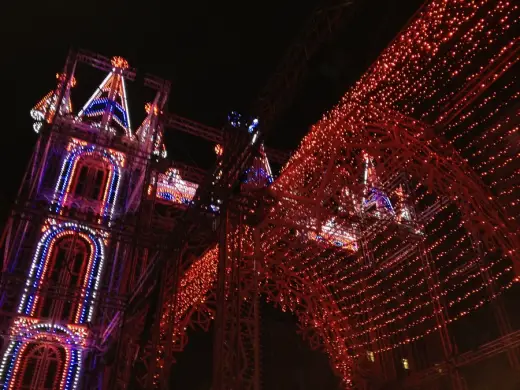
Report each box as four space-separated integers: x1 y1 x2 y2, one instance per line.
17 220 108 324
52 138 126 221
158 242 356 387
0 320 86 390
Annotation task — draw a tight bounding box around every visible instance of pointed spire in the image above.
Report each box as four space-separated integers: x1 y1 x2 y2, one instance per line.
77 56 133 137
136 102 167 158
242 144 274 190
362 151 395 215
395 185 412 222
362 151 379 188
30 73 76 133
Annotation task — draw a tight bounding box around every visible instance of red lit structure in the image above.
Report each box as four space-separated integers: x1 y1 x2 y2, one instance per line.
1 0 520 389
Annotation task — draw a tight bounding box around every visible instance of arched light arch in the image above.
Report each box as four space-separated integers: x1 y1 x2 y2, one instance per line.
0 320 86 390
52 138 125 221
17 220 108 324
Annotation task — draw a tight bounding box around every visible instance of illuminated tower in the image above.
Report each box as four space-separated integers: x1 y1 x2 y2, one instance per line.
30 72 76 134
0 54 166 390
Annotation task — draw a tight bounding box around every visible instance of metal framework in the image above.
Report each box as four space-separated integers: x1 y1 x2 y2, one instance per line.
250 0 358 134
154 2 520 390
1 1 519 390
162 113 290 165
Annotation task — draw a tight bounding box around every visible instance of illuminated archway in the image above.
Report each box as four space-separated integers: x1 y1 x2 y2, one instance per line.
9 342 67 390
52 138 125 220
17 220 107 324
0 321 86 390
158 241 356 387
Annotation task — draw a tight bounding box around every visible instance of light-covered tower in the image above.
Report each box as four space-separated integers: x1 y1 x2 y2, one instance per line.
0 53 168 390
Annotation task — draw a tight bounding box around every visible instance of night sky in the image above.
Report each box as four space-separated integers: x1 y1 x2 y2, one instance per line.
1 0 424 388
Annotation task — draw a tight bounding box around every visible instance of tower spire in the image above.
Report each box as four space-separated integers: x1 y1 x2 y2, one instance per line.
30 73 76 133
77 56 133 137
362 151 379 188
242 143 273 190
136 102 167 158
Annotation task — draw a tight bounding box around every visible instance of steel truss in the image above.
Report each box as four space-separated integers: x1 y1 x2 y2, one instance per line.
2 1 520 389
0 48 172 390
165 103 520 390
106 1 520 388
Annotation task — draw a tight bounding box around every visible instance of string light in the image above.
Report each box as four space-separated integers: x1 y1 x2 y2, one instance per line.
0 320 85 390
5 1 518 388
30 73 76 133
162 2 519 388
77 57 133 137
52 138 125 222
152 168 199 205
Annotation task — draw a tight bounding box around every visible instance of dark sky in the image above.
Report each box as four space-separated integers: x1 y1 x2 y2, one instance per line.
1 0 424 201
1 0 424 388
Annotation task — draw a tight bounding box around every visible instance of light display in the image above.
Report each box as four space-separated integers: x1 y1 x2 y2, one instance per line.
157 1 520 388
248 117 259 134
152 168 198 205
136 103 167 158
395 185 412 222
77 56 133 137
30 73 76 133
52 138 126 221
3 0 519 388
16 219 108 324
242 144 274 188
309 218 358 251
2 55 131 390
363 188 394 216
0 319 86 390
228 111 242 128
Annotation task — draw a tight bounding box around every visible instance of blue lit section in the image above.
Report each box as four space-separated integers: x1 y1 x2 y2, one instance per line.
0 340 22 390
76 66 133 137
243 167 273 185
228 111 242 128
101 167 121 221
248 118 259 134
158 192 173 201
153 168 198 206
363 188 395 214
228 112 260 135
83 98 129 129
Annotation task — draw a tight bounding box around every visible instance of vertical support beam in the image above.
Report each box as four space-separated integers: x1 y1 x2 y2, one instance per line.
0 218 13 273
101 70 120 130
419 244 467 390
213 208 229 390
158 248 183 390
359 235 395 382
144 254 172 390
252 228 261 390
212 208 261 390
473 239 520 370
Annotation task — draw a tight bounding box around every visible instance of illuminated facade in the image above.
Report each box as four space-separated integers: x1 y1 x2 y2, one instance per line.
1 1 519 386
0 55 189 390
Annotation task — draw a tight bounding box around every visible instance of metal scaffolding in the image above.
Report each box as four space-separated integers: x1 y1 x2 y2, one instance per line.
1 1 519 390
